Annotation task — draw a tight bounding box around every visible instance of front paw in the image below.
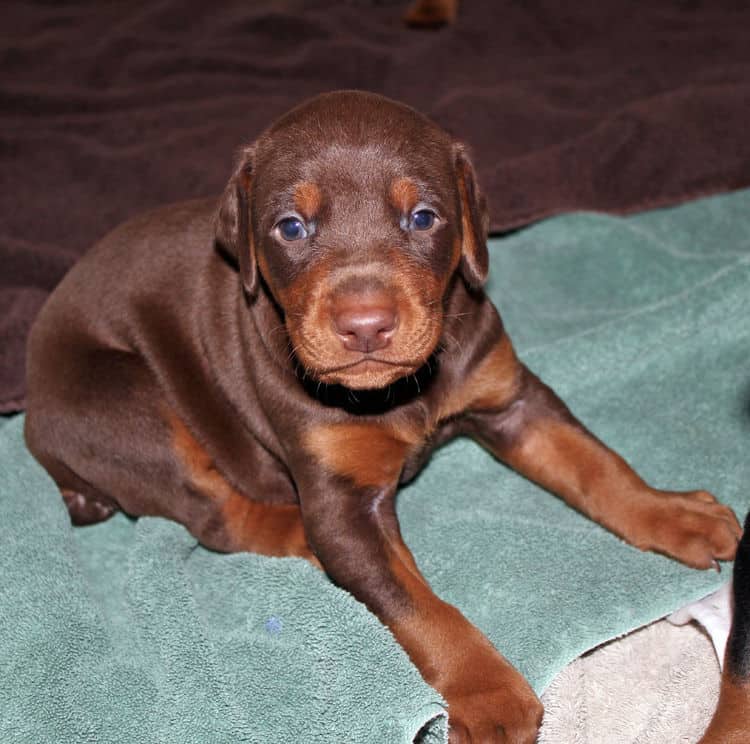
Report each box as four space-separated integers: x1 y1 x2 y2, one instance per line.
630 489 741 569
445 674 543 744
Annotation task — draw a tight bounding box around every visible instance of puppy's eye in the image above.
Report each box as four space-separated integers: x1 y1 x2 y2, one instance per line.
409 209 436 231
276 217 308 241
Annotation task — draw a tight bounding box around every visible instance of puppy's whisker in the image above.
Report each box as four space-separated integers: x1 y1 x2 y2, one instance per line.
441 330 463 355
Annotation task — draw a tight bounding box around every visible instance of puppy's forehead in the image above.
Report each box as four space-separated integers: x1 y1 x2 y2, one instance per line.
252 92 455 207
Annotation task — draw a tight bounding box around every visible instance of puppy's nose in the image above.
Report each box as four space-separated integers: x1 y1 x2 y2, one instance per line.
332 299 398 353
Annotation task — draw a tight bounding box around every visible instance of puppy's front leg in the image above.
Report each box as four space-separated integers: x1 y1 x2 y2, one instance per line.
297 427 543 744
467 359 742 569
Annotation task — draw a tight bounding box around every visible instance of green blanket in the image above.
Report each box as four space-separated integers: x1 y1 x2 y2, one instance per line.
2 190 749 743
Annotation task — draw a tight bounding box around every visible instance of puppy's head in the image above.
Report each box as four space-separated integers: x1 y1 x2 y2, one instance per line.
216 91 488 390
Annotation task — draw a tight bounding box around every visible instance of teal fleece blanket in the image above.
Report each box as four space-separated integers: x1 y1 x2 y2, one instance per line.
2 189 749 743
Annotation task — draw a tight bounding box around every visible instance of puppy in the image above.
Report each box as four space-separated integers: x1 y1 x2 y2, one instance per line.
699 510 750 743
25 90 740 743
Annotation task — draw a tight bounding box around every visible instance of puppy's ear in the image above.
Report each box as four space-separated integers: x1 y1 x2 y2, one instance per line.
453 143 489 289
215 145 258 298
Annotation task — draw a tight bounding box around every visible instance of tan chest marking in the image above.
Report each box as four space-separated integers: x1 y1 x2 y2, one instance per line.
304 420 423 489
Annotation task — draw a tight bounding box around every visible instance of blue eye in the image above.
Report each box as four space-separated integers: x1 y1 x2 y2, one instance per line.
410 209 436 231
277 217 308 241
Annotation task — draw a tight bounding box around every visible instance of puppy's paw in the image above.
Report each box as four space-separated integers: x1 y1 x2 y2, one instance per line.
630 489 741 569
446 675 543 743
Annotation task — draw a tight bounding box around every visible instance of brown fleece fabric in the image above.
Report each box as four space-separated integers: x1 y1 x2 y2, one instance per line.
3 0 750 413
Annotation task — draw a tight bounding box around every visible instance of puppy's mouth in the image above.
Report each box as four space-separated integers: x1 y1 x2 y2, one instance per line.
288 311 443 391
314 355 423 389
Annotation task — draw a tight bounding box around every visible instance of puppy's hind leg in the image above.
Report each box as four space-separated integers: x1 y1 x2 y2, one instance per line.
24 343 174 528
61 486 118 526
25 337 317 564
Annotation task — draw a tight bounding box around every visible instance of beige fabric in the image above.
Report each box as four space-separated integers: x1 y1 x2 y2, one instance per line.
539 620 720 744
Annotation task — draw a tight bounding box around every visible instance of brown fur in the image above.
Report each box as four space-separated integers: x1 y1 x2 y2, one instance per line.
437 334 521 422
404 0 459 28
699 674 750 743
24 91 740 743
169 411 316 562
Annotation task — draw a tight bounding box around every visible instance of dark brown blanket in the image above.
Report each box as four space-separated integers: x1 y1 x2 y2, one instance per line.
3 0 750 413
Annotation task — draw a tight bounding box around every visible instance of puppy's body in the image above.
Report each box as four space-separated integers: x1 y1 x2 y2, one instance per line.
699 512 750 743
26 194 501 552
25 91 740 743
26 200 298 541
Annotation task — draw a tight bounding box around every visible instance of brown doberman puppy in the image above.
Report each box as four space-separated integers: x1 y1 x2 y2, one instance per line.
699 510 750 743
24 91 741 743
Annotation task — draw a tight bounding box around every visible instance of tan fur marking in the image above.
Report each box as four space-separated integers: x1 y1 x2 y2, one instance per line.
293 181 322 220
275 256 330 318
437 333 521 423
389 177 420 213
699 674 750 743
304 422 419 488
168 412 317 563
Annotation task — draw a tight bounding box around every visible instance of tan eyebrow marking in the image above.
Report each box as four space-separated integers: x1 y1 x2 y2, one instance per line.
389 177 420 213
293 181 323 220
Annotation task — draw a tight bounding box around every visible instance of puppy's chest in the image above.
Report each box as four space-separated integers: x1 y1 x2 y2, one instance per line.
303 411 463 490
300 335 520 489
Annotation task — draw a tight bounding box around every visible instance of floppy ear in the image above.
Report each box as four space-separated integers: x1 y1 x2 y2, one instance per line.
453 143 489 289
215 145 258 298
